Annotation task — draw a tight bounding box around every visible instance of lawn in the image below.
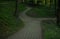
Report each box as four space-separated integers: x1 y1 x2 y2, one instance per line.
26 6 56 18
0 1 26 39
41 20 60 39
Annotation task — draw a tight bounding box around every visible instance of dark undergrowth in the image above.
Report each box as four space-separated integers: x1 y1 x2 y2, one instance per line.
26 6 56 18
41 20 60 39
0 1 25 39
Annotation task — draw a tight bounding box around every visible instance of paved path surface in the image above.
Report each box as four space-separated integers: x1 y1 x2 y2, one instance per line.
7 7 56 39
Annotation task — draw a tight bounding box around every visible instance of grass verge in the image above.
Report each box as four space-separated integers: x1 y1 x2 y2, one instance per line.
41 20 60 39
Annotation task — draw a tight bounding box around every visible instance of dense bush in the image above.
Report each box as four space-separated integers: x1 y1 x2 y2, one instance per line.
26 7 56 18
0 1 24 39
42 20 60 39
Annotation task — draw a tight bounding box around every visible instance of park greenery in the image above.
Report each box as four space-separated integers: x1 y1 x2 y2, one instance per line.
26 6 56 18
42 20 60 39
26 0 56 18
0 1 26 39
0 0 60 39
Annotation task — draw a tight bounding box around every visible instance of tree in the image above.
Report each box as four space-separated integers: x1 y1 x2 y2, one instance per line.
45 0 54 7
35 0 37 4
57 0 60 27
40 0 45 5
14 0 19 18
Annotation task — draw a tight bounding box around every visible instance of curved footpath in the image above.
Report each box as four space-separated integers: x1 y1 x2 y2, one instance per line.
7 7 56 39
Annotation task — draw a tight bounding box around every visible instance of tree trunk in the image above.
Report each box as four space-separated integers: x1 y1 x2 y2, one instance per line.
23 0 24 3
35 0 37 4
50 0 52 7
14 0 19 18
42 0 45 5
45 0 46 5
57 0 60 26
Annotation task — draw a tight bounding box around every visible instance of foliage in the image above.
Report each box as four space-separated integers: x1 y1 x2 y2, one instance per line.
0 1 24 39
41 20 60 39
18 4 27 12
26 6 56 18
